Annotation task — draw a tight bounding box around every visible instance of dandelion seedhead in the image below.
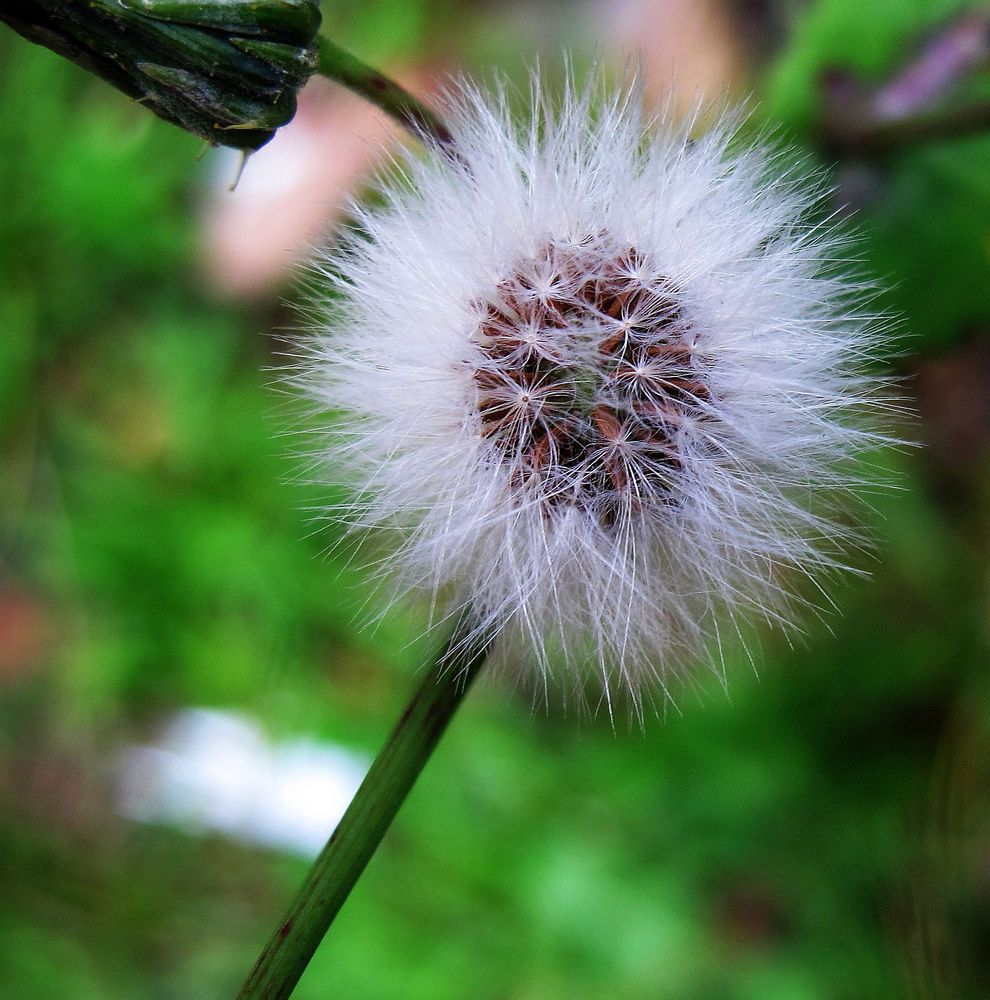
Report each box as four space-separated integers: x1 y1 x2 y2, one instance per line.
304 75 895 715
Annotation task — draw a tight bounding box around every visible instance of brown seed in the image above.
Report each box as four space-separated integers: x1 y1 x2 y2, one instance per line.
632 398 678 421
529 431 551 472
540 298 572 327
592 405 625 442
600 329 629 357
604 459 628 493
660 377 710 401
474 368 511 392
645 341 692 362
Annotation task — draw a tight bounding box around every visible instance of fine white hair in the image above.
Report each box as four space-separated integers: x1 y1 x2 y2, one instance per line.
300 73 896 719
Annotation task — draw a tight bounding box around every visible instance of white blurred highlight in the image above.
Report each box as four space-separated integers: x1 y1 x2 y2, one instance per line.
117 708 369 858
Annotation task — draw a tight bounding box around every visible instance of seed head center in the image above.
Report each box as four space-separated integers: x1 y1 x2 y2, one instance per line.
470 238 711 518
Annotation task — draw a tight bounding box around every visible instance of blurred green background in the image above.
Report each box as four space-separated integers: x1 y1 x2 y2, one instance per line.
3 1 990 997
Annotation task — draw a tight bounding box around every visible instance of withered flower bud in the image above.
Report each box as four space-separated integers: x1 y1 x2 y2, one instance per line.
0 0 321 149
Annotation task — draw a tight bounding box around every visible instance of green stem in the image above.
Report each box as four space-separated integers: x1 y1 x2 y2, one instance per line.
315 36 455 155
235 613 491 1000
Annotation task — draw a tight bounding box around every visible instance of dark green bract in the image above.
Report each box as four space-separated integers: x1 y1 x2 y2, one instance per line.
0 0 321 149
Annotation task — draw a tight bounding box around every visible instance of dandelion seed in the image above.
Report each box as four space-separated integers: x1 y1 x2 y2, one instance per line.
302 74 895 715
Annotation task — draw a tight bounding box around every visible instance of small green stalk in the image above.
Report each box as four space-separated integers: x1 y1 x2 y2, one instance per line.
315 36 456 155
235 614 491 1000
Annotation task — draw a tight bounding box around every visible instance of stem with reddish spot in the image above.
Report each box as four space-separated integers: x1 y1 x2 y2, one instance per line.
235 613 490 1000
315 36 456 155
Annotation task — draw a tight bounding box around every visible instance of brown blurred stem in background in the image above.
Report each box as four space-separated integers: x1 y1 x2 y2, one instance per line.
822 8 990 155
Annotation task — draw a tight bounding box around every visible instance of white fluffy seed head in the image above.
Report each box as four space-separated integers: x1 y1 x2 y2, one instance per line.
301 75 896 717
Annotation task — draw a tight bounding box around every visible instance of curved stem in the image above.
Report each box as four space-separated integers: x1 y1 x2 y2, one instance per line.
235 613 491 1000
315 36 456 155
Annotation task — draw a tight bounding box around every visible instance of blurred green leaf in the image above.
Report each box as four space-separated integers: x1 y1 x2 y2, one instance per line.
765 0 990 348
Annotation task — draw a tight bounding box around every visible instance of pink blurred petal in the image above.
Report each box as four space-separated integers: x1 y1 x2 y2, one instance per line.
201 68 441 299
604 0 749 114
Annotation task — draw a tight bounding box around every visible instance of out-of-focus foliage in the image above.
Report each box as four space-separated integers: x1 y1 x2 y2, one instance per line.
1 2 990 999
767 0 990 348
